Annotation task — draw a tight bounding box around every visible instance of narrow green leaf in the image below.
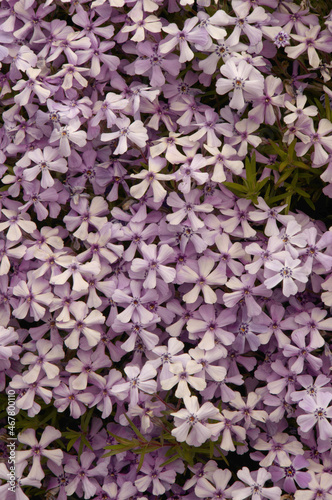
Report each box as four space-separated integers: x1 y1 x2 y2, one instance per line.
269 141 287 159
124 414 147 442
223 182 248 193
287 138 297 161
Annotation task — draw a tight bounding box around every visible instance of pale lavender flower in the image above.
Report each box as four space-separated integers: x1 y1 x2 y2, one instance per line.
195 468 241 499
101 117 148 155
53 379 94 418
216 59 264 110
177 256 226 304
166 190 213 231
264 252 309 297
131 242 175 289
187 303 235 351
254 432 304 467
210 3 269 46
233 467 282 500
285 25 332 68
161 359 206 398
135 453 182 496
64 451 108 499
160 17 209 63
223 273 271 316
130 157 174 202
12 276 53 322
0 209 36 241
16 427 63 480
270 455 311 494
56 302 105 349
111 363 157 407
294 472 332 500
171 395 222 446
0 461 41 500
49 118 87 157
297 392 332 440
21 339 64 384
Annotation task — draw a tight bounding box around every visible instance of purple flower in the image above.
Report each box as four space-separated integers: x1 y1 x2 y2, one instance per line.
16 426 63 480
233 467 281 500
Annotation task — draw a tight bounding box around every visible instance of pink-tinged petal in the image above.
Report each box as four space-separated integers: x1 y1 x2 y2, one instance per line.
297 413 316 432
183 285 200 304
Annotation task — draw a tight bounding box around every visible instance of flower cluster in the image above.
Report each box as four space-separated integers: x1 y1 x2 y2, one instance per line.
1 0 332 499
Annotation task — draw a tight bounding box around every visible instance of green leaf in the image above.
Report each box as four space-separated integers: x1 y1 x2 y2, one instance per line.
161 454 181 467
245 153 256 188
287 138 297 161
223 182 248 193
269 141 287 159
124 414 147 442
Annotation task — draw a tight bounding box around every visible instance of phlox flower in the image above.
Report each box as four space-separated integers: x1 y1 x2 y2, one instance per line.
13 68 51 106
210 3 269 46
161 359 206 398
195 468 242 499
297 392 332 440
56 302 105 349
64 451 108 499
63 196 108 241
16 427 63 480
228 392 268 430
20 339 64 384
171 395 222 446
189 347 227 381
177 256 226 304
134 453 183 496
175 153 209 194
130 157 174 203
10 373 59 416
131 242 176 289
248 75 285 126
0 326 20 361
264 252 309 297
283 330 323 374
294 472 332 500
65 344 111 390
229 119 262 157
291 374 332 403
23 147 68 188
223 273 271 317
166 190 213 232
0 209 36 241
233 467 281 500
160 17 209 63
284 94 318 124
216 59 264 110
205 144 244 183
101 117 148 155
53 378 94 418
112 279 157 323
254 432 304 467
91 92 129 128
12 276 53 322
134 41 181 87
270 455 311 494
111 363 157 407
0 461 41 500
221 198 256 238
249 197 291 237
49 118 87 157
285 25 332 68
187 304 236 351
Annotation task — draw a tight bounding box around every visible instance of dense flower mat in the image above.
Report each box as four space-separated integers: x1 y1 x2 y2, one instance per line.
1 0 332 499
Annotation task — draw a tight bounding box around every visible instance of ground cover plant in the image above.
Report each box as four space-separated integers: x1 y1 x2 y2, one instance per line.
1 0 332 499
